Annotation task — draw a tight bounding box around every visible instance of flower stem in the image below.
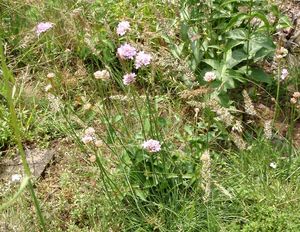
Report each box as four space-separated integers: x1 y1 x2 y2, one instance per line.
0 43 47 232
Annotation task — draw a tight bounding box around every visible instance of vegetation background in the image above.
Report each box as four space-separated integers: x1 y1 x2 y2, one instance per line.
1 0 300 231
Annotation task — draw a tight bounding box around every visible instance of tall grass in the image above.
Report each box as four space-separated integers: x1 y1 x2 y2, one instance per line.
0 43 47 231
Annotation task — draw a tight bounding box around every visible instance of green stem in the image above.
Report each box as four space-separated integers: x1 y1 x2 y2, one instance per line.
131 87 146 138
246 0 254 75
1 44 47 231
274 65 281 122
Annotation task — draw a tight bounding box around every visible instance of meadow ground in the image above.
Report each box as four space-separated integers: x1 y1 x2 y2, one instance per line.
1 0 300 231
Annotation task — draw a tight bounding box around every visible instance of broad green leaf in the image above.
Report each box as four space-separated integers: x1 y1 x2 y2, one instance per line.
225 13 249 31
224 40 245 52
249 68 272 84
227 69 245 83
227 28 248 40
226 49 248 68
203 59 221 70
247 33 275 61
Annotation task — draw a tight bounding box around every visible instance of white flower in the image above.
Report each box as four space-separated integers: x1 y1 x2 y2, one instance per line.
83 103 92 110
11 174 22 182
293 92 300 98
47 72 55 79
269 162 277 169
81 134 94 144
45 84 53 92
95 140 103 147
94 70 110 81
82 127 96 144
85 127 95 135
203 71 216 82
275 47 288 60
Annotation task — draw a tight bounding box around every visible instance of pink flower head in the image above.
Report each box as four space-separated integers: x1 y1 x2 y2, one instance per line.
36 22 54 36
135 51 152 69
281 68 289 81
81 127 96 144
203 71 216 82
81 134 94 144
117 21 130 36
123 73 136 85
142 139 161 153
117 43 137 60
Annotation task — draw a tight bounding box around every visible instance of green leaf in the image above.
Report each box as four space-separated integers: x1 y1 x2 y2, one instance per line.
167 173 179 178
114 114 122 122
250 12 270 31
203 59 221 70
225 13 249 31
277 15 293 30
134 188 147 201
248 68 272 84
246 33 275 61
224 40 245 52
226 49 248 68
227 28 247 41
170 43 185 59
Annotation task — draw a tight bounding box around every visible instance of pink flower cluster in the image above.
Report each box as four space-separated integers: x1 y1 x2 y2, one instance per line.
123 73 136 85
117 43 137 60
281 68 288 81
81 127 96 144
142 139 161 153
135 51 152 69
117 43 152 67
203 71 216 82
36 22 53 36
117 21 130 36
116 21 152 87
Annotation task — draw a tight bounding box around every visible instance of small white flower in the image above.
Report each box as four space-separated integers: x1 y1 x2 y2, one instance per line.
81 134 94 144
94 70 110 81
203 71 216 82
47 72 55 79
291 97 297 104
270 162 277 169
293 92 300 98
45 84 53 92
81 127 96 144
85 127 95 135
83 103 92 111
11 174 22 182
95 140 103 147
